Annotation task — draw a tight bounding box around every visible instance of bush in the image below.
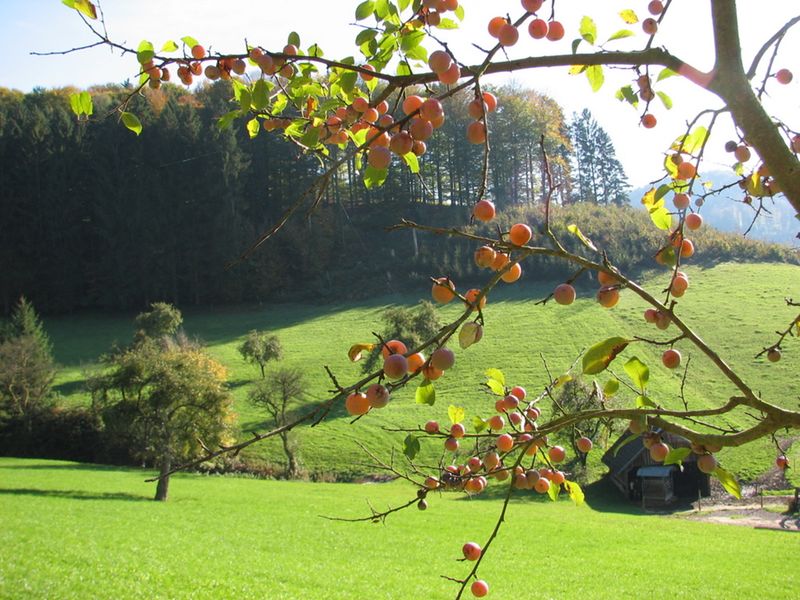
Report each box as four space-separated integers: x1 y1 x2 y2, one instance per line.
0 406 132 464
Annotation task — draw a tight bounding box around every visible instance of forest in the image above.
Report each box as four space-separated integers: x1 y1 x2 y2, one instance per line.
0 81 639 313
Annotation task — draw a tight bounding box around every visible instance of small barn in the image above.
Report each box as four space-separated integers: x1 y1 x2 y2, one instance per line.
602 430 711 507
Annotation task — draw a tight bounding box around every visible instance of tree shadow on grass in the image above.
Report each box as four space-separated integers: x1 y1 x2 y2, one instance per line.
53 379 87 396
227 378 252 390
0 487 151 502
0 462 130 472
447 476 653 516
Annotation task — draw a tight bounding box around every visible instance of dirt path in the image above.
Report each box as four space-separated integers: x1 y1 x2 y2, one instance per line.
681 501 799 531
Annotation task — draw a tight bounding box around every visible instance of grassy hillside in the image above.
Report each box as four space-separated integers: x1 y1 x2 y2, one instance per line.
1 458 798 599
41 261 798 482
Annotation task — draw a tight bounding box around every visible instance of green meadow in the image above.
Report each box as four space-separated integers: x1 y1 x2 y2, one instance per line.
1 457 798 599
44 262 798 482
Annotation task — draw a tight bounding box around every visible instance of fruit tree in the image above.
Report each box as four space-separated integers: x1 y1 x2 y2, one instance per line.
57 0 798 596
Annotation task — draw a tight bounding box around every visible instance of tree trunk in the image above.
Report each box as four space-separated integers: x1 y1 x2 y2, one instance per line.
154 457 171 501
281 432 299 478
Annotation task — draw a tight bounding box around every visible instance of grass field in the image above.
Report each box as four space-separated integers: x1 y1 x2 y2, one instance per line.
1 457 798 599
44 262 798 481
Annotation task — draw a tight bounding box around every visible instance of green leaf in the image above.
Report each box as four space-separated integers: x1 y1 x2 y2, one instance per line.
69 93 82 117
355 29 377 45
486 379 505 396
300 126 320 148
485 368 505 386
455 4 465 20
217 110 240 130
713 466 742 499
415 379 436 406
671 126 708 156
363 165 388 189
472 416 488 433
69 91 93 117
136 40 155 65
547 479 560 501
583 337 629 375
565 480 585 506
120 112 142 136
398 0 411 10
252 80 269 110
180 36 199 49
579 16 597 45
617 84 639 107
586 65 604 92
400 29 425 52
239 89 252 112
657 90 673 110
619 9 639 24
403 434 420 460
396 61 412 76
79 91 92 115
402 152 419 174
566 224 598 251
246 118 260 139
636 395 657 408
554 374 572 388
287 31 301 48
657 67 678 82
649 201 673 231
623 356 650 390
664 447 691 466
271 93 288 115
655 183 673 201
347 127 368 147
307 44 323 58
607 29 634 42
657 245 678 267
62 0 97 20
437 18 459 30
355 0 375 20
448 405 465 425
603 378 620 396
160 40 179 52
405 44 428 62
459 322 481 350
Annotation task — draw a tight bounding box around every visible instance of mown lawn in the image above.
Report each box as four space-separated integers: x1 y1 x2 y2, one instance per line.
1 458 798 599
45 262 798 479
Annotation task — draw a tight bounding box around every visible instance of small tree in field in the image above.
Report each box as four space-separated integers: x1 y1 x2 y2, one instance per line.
238 331 283 379
133 301 183 343
91 305 233 500
248 366 306 478
59 0 800 595
0 298 55 425
362 301 443 373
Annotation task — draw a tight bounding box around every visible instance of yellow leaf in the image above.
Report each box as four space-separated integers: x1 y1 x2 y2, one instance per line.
348 343 375 362
619 9 638 24
554 374 573 388
640 188 656 207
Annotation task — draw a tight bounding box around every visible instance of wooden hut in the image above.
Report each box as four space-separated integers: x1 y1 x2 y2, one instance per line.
602 430 711 507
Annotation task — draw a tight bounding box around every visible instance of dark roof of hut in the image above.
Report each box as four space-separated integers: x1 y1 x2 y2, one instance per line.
602 429 694 473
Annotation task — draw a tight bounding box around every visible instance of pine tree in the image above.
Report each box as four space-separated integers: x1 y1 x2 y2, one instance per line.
569 109 630 205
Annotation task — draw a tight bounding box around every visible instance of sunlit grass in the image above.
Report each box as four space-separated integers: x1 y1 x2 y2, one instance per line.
45 262 798 480
1 458 798 600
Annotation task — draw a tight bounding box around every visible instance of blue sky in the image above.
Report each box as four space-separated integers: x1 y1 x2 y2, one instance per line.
2 0 798 187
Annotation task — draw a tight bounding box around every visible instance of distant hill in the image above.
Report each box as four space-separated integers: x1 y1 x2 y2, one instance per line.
628 170 799 247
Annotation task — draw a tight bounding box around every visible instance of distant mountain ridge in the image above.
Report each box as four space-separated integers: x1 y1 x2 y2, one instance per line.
628 170 798 247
